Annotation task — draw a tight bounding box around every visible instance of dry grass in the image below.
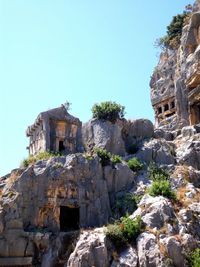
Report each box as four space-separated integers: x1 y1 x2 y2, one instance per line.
174 185 200 212
172 165 190 182
145 225 168 237
159 242 168 257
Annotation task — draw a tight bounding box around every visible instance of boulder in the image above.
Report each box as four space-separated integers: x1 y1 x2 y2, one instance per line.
181 126 197 138
154 129 174 141
160 237 185 267
111 246 138 267
176 138 200 170
82 119 126 156
136 139 176 165
137 232 162 267
67 228 109 267
132 195 175 229
123 119 154 141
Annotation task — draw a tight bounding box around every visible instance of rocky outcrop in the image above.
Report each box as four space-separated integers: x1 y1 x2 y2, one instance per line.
67 228 109 267
136 138 176 165
132 195 175 230
137 232 163 267
4 2 200 266
150 0 200 130
83 119 126 155
83 118 154 155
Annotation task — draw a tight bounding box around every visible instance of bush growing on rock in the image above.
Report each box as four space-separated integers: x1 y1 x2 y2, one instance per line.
189 248 200 267
128 157 143 172
147 162 176 199
115 193 141 217
94 148 123 167
22 151 63 167
92 101 125 122
106 216 142 246
148 180 176 200
94 147 111 166
155 10 191 50
148 162 169 181
111 155 122 165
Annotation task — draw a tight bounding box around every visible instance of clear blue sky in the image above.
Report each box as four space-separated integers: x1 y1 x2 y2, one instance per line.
0 0 192 176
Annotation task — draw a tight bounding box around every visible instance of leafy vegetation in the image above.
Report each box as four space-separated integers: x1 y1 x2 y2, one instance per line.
94 148 111 166
189 248 200 267
92 101 125 122
148 162 169 181
22 151 63 167
148 180 176 200
155 8 191 50
105 216 143 246
94 147 122 167
128 157 143 172
111 155 122 165
115 193 141 217
147 162 176 200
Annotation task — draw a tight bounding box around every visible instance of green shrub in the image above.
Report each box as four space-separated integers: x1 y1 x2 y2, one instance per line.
148 162 169 181
115 193 139 217
106 223 127 246
105 216 142 246
155 11 191 50
189 248 200 267
120 216 142 241
92 101 125 122
22 151 62 168
111 155 122 165
128 157 143 172
148 180 176 200
94 147 111 166
84 152 94 161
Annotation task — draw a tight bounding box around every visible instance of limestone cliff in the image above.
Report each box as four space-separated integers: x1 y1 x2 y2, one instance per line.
2 1 200 267
150 0 200 131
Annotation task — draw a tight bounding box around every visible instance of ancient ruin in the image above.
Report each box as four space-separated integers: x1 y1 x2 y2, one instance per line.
150 7 200 130
26 104 83 156
3 1 200 266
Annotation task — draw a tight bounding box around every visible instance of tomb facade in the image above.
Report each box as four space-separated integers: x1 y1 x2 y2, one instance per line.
26 104 83 155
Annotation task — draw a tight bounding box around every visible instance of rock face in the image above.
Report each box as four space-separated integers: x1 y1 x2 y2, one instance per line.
150 0 200 131
83 118 154 155
0 152 136 265
67 228 109 267
132 195 175 229
3 1 200 267
137 232 163 267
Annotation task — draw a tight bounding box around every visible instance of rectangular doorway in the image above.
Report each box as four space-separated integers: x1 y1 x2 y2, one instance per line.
60 206 80 231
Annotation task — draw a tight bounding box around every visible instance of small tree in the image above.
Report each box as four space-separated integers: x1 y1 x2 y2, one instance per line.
155 9 191 50
92 101 125 122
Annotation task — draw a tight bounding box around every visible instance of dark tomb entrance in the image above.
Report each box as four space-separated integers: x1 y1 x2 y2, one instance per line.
59 140 65 153
60 206 80 231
